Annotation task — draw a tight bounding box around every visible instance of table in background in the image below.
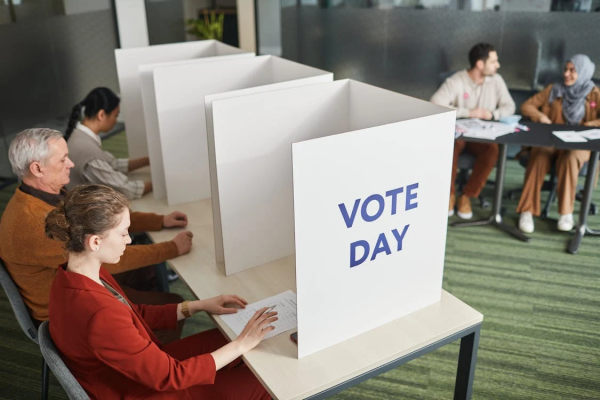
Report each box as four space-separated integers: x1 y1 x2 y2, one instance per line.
452 122 600 254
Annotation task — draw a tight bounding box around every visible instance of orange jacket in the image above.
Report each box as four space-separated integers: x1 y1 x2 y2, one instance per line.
49 266 216 399
0 187 179 320
521 84 600 126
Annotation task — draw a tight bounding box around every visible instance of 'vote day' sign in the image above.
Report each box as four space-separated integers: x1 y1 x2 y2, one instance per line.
293 105 454 358
339 183 418 268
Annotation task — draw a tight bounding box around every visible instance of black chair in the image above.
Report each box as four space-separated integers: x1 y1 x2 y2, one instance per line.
38 321 89 400
506 152 597 218
0 259 50 399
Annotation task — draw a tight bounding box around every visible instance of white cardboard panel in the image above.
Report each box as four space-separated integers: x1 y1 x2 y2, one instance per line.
204 62 332 265
154 55 331 206
212 79 454 278
212 79 455 358
292 111 455 358
115 40 249 158
139 54 254 200
212 80 349 275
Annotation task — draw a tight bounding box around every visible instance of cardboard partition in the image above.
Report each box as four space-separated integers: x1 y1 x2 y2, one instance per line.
115 40 249 158
211 79 456 357
152 55 331 205
139 54 254 200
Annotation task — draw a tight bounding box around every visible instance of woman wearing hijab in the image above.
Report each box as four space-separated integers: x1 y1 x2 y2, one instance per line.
517 54 600 233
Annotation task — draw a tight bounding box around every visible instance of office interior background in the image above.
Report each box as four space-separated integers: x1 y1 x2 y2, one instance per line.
1 0 600 399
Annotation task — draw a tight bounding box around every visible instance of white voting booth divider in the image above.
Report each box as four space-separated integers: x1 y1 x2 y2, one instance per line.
115 40 249 159
152 55 332 206
210 79 456 357
139 54 254 200
204 60 333 264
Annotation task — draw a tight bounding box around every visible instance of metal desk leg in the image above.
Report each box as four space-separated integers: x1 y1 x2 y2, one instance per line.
454 325 481 400
568 150 600 254
452 143 531 242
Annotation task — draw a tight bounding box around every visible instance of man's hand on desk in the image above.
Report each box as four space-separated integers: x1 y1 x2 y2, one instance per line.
194 295 248 315
469 108 493 120
163 211 188 228
539 115 552 124
173 231 193 255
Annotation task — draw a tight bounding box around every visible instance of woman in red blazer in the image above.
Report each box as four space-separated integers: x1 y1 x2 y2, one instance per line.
45 185 277 399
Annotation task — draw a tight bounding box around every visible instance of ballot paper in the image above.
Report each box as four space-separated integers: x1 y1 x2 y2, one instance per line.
456 118 515 140
578 129 600 140
552 131 588 143
220 290 297 341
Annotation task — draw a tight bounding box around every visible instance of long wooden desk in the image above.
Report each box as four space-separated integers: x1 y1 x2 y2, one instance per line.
131 191 483 399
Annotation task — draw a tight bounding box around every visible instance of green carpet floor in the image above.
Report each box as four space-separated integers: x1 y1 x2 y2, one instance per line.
1 132 599 399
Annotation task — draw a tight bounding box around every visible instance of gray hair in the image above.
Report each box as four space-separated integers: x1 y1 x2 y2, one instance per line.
8 128 64 179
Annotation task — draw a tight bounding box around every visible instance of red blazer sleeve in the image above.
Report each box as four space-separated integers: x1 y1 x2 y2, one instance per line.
131 303 178 331
88 306 217 391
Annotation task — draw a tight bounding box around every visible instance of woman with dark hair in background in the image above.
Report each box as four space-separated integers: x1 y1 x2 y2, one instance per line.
65 87 152 199
517 54 600 234
45 184 275 400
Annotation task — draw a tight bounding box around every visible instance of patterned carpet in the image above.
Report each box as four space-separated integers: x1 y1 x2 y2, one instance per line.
1 132 599 399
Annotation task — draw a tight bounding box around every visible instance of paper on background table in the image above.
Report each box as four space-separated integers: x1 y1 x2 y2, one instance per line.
553 131 588 143
579 129 600 140
456 118 514 140
220 290 297 341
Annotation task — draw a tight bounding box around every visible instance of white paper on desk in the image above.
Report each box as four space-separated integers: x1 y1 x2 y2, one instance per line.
461 129 503 140
552 131 588 142
456 119 514 140
578 129 600 140
220 290 297 341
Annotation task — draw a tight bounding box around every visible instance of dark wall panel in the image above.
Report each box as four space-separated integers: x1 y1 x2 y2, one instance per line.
282 7 600 101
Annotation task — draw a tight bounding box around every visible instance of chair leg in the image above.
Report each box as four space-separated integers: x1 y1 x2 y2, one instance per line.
457 169 469 192
542 187 557 219
41 359 49 400
541 174 558 219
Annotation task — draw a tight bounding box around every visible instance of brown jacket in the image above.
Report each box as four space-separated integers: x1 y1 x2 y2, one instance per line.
521 84 600 126
0 188 179 321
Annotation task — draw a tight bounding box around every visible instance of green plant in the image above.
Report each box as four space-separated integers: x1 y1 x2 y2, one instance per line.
186 10 224 41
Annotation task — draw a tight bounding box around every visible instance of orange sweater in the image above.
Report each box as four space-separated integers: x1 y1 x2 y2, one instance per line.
521 84 600 126
0 188 179 321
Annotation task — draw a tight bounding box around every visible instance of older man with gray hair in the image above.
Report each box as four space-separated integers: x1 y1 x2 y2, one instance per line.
0 128 192 342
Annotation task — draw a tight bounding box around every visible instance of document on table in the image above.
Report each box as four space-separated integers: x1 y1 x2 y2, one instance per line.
220 290 297 341
456 118 515 140
552 131 588 143
579 129 600 140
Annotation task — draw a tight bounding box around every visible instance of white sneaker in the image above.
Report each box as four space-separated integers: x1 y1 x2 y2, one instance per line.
519 211 534 233
557 214 574 232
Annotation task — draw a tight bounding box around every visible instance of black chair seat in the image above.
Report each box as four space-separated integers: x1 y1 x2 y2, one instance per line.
457 152 477 170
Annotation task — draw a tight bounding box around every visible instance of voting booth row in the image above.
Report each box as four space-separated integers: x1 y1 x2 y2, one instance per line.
115 40 459 359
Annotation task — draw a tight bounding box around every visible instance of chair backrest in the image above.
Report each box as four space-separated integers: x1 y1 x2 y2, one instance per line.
38 321 89 400
0 259 39 343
